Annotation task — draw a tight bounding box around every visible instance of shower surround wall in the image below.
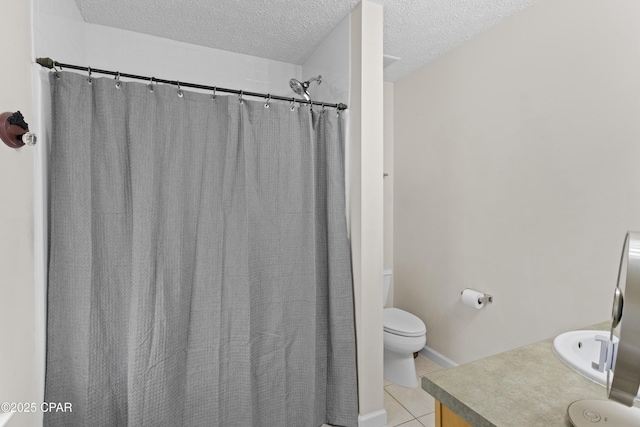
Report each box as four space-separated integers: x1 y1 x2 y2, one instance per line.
302 15 350 110
394 0 640 365
34 0 302 95
33 0 387 426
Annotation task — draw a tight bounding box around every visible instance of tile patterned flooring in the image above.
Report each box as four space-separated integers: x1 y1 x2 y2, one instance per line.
383 355 443 427
322 354 444 427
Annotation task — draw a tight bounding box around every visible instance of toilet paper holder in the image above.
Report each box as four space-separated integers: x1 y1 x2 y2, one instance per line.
461 289 493 304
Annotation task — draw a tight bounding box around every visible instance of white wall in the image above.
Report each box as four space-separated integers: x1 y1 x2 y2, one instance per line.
302 15 350 107
34 0 301 97
0 2 37 427
394 0 640 365
349 2 385 426
383 82 394 307
33 0 86 66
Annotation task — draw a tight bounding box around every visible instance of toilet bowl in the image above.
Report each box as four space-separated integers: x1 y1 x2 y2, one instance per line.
382 270 427 388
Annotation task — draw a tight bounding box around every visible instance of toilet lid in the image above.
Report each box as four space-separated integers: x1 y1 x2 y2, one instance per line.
383 308 426 337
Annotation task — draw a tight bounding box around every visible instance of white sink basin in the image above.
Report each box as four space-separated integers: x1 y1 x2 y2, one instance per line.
553 330 619 387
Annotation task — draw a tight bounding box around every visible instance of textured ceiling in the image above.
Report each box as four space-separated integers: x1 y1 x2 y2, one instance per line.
74 0 536 82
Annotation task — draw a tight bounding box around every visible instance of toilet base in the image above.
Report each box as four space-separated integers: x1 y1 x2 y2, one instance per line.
384 348 419 388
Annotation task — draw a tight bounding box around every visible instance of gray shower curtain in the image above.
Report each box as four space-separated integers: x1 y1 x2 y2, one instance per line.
44 71 357 427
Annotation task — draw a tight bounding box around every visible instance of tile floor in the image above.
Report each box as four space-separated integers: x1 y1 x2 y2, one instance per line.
383 354 444 427
322 354 444 427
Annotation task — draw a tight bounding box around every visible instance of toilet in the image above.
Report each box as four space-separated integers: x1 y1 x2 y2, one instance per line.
383 269 427 388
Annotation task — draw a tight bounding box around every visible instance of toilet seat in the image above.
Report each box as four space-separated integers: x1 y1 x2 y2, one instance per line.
383 308 426 337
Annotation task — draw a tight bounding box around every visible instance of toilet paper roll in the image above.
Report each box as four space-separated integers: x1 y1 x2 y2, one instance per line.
462 289 485 310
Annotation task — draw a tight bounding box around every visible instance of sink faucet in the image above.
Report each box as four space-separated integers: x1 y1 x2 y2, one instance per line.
593 335 618 373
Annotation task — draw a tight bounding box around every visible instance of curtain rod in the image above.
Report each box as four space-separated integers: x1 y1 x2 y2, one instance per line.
35 57 348 111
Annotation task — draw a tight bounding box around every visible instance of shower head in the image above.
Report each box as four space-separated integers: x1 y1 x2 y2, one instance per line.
289 79 308 100
289 75 322 101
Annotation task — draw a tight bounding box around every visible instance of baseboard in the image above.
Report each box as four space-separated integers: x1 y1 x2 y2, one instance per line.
420 345 458 369
358 409 387 427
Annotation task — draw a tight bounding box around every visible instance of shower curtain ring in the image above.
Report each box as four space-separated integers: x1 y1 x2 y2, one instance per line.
53 61 61 79
290 98 295 111
239 91 244 104
87 66 92 85
148 77 154 92
177 80 184 98
264 94 271 109
114 72 121 89
211 86 217 100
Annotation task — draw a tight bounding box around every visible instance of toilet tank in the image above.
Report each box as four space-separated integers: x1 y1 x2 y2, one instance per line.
383 269 392 306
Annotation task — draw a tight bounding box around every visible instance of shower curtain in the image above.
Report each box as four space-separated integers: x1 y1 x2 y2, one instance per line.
44 71 357 427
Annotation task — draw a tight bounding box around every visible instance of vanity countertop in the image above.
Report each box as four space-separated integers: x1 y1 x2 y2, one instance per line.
421 321 639 426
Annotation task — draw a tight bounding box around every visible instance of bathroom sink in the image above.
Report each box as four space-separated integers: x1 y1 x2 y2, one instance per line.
553 330 621 388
